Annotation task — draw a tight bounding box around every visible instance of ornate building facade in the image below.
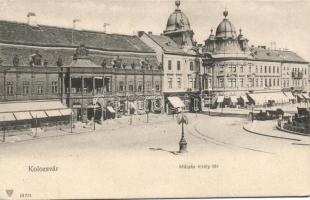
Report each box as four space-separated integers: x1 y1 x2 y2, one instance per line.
139 0 203 113
0 20 163 127
202 10 309 108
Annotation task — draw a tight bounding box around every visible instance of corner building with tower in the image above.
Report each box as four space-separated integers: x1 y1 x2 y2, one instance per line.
202 10 309 108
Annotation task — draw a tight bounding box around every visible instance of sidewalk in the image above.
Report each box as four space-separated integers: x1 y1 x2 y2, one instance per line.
0 113 188 144
243 120 310 144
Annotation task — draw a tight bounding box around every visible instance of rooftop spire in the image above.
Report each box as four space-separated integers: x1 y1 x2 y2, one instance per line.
223 8 228 18
175 0 181 9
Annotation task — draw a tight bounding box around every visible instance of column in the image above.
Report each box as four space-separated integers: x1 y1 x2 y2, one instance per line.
92 76 95 95
69 74 72 107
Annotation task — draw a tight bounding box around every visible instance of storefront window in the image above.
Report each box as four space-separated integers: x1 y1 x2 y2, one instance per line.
51 81 57 94
23 81 30 95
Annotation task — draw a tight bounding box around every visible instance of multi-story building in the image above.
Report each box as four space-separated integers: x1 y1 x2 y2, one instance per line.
202 10 309 108
0 20 163 127
139 0 203 113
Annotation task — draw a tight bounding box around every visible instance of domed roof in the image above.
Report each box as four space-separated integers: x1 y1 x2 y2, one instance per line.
215 10 237 39
164 0 192 33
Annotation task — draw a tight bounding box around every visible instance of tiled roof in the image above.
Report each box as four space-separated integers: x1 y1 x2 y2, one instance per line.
0 20 154 53
0 45 159 68
251 48 308 63
146 34 185 54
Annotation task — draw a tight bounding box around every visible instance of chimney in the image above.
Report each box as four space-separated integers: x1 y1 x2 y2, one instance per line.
148 31 153 35
27 12 38 26
137 31 145 37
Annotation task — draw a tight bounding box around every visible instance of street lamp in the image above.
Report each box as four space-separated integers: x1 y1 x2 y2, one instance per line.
177 109 188 153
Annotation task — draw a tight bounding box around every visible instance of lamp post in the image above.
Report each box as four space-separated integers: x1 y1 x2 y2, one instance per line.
177 109 188 153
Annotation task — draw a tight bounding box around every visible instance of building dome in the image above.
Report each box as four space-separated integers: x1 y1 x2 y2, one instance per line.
165 0 192 33
215 10 237 39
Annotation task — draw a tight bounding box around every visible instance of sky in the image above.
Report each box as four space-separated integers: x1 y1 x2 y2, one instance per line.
0 0 309 61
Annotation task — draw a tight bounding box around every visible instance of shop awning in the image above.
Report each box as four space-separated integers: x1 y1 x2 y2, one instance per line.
0 100 67 113
241 96 249 103
302 93 310 100
249 92 290 105
0 113 16 122
230 96 238 103
107 106 116 113
59 109 72 116
30 111 48 118
217 96 224 103
284 92 295 100
167 97 185 108
45 110 62 117
13 112 32 120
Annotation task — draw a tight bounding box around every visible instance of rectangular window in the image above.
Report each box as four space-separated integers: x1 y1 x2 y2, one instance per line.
37 85 43 95
177 78 182 89
188 77 193 89
240 65 244 73
168 60 172 70
255 79 259 87
23 81 30 95
232 65 236 72
240 78 244 87
6 82 14 96
128 81 134 92
265 66 267 73
255 66 258 73
51 81 57 94
265 79 268 87
119 81 124 92
269 66 271 73
146 81 151 92
177 61 181 70
260 78 263 87
269 79 272 86
155 81 160 92
218 78 224 88
137 81 143 92
273 66 275 73
190 62 194 71
168 78 173 89
273 79 275 86
277 79 279 86
260 66 263 73
277 66 279 73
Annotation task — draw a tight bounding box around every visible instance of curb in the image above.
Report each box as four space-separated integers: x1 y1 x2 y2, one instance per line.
242 124 301 142
276 125 310 137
